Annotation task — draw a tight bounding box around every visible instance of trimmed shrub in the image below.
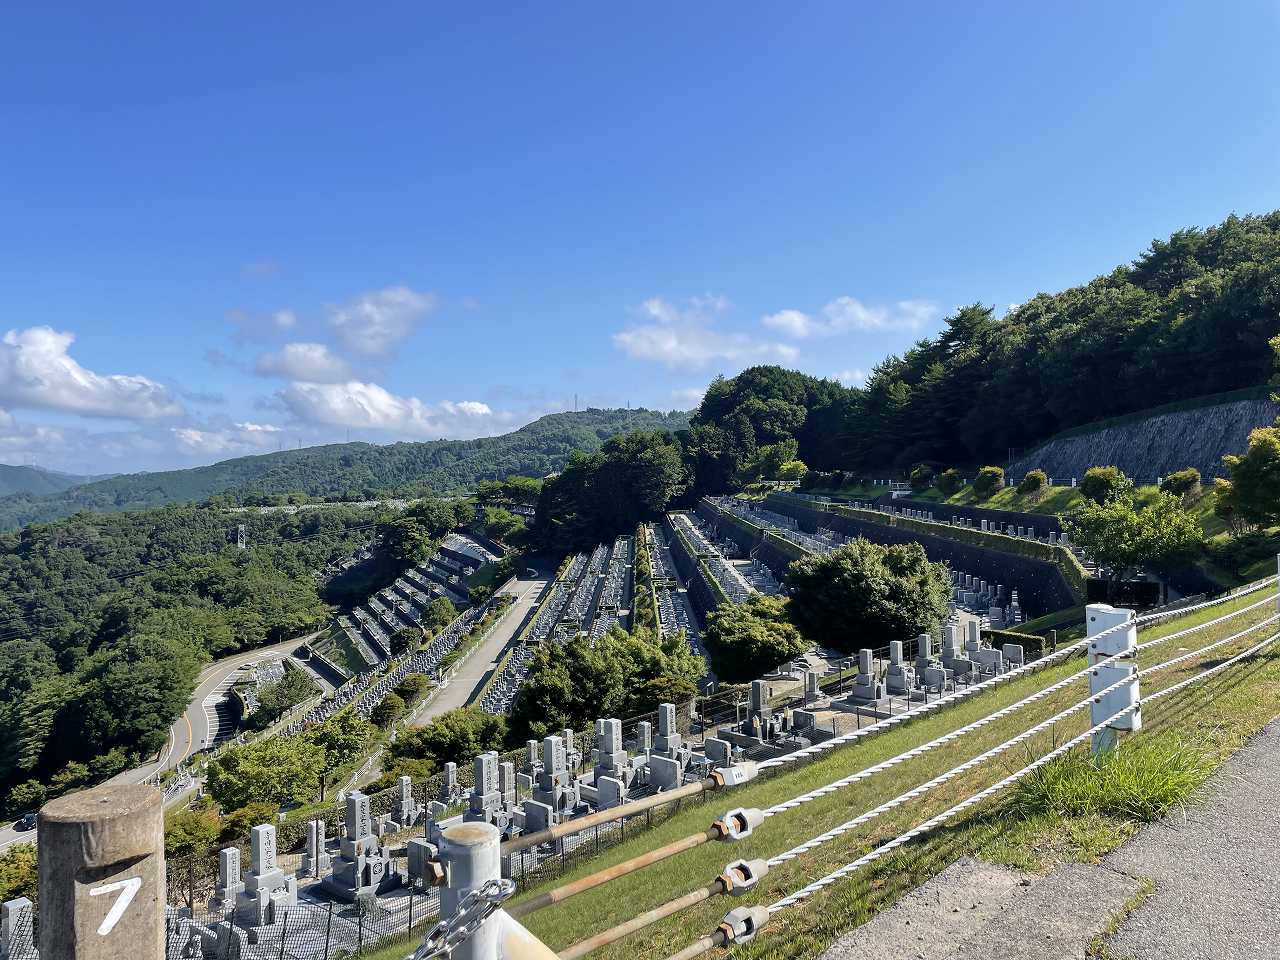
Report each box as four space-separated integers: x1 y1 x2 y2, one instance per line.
972 465 1005 499
937 468 964 496
909 464 935 492
1017 469 1048 499
1080 465 1130 505
1160 467 1202 500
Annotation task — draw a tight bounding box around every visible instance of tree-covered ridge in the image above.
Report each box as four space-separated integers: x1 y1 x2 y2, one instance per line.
846 213 1280 470
0 464 100 497
0 408 689 530
0 504 379 807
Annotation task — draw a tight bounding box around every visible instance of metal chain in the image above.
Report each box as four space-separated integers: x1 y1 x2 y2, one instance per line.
408 878 516 960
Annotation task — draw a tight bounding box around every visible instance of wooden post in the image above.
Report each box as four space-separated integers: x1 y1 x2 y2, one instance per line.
38 784 165 960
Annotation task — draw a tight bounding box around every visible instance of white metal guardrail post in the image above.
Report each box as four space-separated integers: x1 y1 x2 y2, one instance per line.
433 822 558 960
1086 603 1140 756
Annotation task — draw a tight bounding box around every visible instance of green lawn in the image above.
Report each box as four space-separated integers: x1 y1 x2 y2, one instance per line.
502 585 1280 959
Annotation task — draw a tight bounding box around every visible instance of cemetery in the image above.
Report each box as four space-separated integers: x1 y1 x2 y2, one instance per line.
312 532 498 681
478 537 637 715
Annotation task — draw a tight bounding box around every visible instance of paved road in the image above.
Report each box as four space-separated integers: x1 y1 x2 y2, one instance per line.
1103 718 1280 959
411 565 551 724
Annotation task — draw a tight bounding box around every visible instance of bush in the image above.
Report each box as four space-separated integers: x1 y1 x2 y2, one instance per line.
702 595 811 683
1017 469 1048 498
972 466 1005 499
5 780 45 816
394 673 430 703
1160 467 1202 501
786 539 951 652
370 692 406 727
1080 465 1130 505
908 464 934 493
937 468 964 496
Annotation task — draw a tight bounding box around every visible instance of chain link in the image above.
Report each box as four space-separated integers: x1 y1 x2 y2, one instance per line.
408 877 516 960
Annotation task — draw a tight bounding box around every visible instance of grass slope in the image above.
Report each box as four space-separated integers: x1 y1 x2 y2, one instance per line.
499 587 1280 959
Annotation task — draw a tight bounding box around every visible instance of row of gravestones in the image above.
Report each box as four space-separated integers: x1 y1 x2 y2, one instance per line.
848 501 1069 546
836 619 1025 711
951 570 1024 627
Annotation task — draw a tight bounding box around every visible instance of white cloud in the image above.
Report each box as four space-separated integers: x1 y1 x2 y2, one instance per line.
171 421 285 457
671 387 705 407
613 295 798 370
762 297 940 338
272 310 298 330
277 379 496 438
834 368 868 387
254 342 353 383
0 326 183 420
328 285 437 357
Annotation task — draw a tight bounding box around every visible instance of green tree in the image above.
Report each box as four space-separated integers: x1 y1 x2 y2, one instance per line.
423 597 459 636
937 468 964 496
1220 422 1280 527
164 807 222 858
394 673 431 703
786 540 951 652
0 844 37 905
702 595 811 683
370 692 406 727
309 709 374 771
1066 492 1204 580
1080 466 1130 505
246 668 319 731
377 517 435 565
509 626 704 741
388 707 507 772
777 459 808 481
206 736 324 810
1159 467 1202 501
972 466 1005 499
5 780 45 815
482 506 526 544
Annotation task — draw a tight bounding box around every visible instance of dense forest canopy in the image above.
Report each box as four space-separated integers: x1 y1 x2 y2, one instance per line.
847 213 1280 469
0 408 689 531
0 505 380 805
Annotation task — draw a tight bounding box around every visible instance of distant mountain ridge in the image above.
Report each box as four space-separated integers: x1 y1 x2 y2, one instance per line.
0 463 101 497
0 408 689 531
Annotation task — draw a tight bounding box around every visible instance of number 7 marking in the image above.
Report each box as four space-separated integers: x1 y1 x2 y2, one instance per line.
89 877 142 935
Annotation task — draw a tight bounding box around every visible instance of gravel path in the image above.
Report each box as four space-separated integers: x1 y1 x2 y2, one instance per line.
1102 718 1280 959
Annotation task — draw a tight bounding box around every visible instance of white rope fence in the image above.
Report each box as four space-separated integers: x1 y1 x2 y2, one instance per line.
766 627 1280 913
758 577 1278 773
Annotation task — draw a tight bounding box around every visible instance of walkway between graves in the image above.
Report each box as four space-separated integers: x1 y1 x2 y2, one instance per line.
819 717 1280 960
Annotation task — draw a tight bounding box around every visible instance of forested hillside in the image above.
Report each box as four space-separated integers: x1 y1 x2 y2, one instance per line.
845 212 1280 470
0 408 687 531
535 213 1280 549
0 464 97 497
0 505 379 807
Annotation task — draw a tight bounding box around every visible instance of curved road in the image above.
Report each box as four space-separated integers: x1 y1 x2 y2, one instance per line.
0 632 323 852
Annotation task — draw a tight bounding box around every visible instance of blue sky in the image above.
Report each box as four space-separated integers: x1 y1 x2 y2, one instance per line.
1 1 1277 474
